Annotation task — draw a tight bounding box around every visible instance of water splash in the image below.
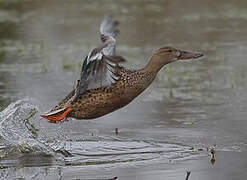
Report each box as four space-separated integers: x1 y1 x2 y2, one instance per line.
0 99 56 159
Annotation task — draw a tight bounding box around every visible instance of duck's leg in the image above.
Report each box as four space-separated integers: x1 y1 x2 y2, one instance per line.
64 116 70 122
41 107 73 123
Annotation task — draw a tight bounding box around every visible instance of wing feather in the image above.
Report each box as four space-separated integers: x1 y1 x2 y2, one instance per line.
71 16 124 101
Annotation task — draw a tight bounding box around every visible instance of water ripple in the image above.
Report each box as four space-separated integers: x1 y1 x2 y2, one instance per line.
0 99 204 169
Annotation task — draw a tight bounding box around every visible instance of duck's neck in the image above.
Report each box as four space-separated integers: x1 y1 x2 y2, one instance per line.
143 55 171 73
137 55 172 88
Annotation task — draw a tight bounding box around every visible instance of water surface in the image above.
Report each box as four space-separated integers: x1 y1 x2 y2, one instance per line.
0 0 247 179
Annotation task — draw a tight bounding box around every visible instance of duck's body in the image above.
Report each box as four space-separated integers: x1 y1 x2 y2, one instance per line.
51 68 155 120
41 16 203 123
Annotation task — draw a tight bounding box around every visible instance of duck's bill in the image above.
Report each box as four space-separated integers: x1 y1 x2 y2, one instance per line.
178 50 203 60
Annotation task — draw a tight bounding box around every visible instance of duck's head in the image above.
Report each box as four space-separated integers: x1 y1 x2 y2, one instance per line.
148 46 203 72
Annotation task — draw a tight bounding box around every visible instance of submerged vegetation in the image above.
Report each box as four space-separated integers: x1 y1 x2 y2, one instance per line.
24 108 39 137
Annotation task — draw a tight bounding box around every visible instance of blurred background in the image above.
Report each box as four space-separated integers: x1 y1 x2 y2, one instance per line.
0 0 247 179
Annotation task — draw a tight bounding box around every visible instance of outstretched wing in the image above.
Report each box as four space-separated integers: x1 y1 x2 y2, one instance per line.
72 16 124 101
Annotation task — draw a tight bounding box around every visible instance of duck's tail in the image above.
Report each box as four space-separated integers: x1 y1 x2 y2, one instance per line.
41 107 73 123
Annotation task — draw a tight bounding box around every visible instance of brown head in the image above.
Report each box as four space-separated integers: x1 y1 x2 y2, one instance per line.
146 46 203 72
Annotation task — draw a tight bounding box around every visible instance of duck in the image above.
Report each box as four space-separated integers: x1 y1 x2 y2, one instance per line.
41 16 203 123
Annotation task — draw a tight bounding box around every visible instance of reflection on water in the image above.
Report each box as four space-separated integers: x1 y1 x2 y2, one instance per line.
0 0 247 179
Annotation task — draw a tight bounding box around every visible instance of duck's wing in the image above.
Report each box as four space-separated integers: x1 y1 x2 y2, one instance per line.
41 16 125 122
100 15 119 43
72 16 124 101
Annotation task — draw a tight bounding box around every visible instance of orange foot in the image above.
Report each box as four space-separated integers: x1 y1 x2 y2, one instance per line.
41 107 73 123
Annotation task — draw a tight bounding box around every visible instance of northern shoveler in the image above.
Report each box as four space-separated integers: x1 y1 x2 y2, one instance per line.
41 16 203 123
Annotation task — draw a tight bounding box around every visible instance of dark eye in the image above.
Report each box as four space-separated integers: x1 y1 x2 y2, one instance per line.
168 50 173 52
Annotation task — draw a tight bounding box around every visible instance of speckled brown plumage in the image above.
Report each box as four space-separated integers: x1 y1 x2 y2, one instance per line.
52 68 156 119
